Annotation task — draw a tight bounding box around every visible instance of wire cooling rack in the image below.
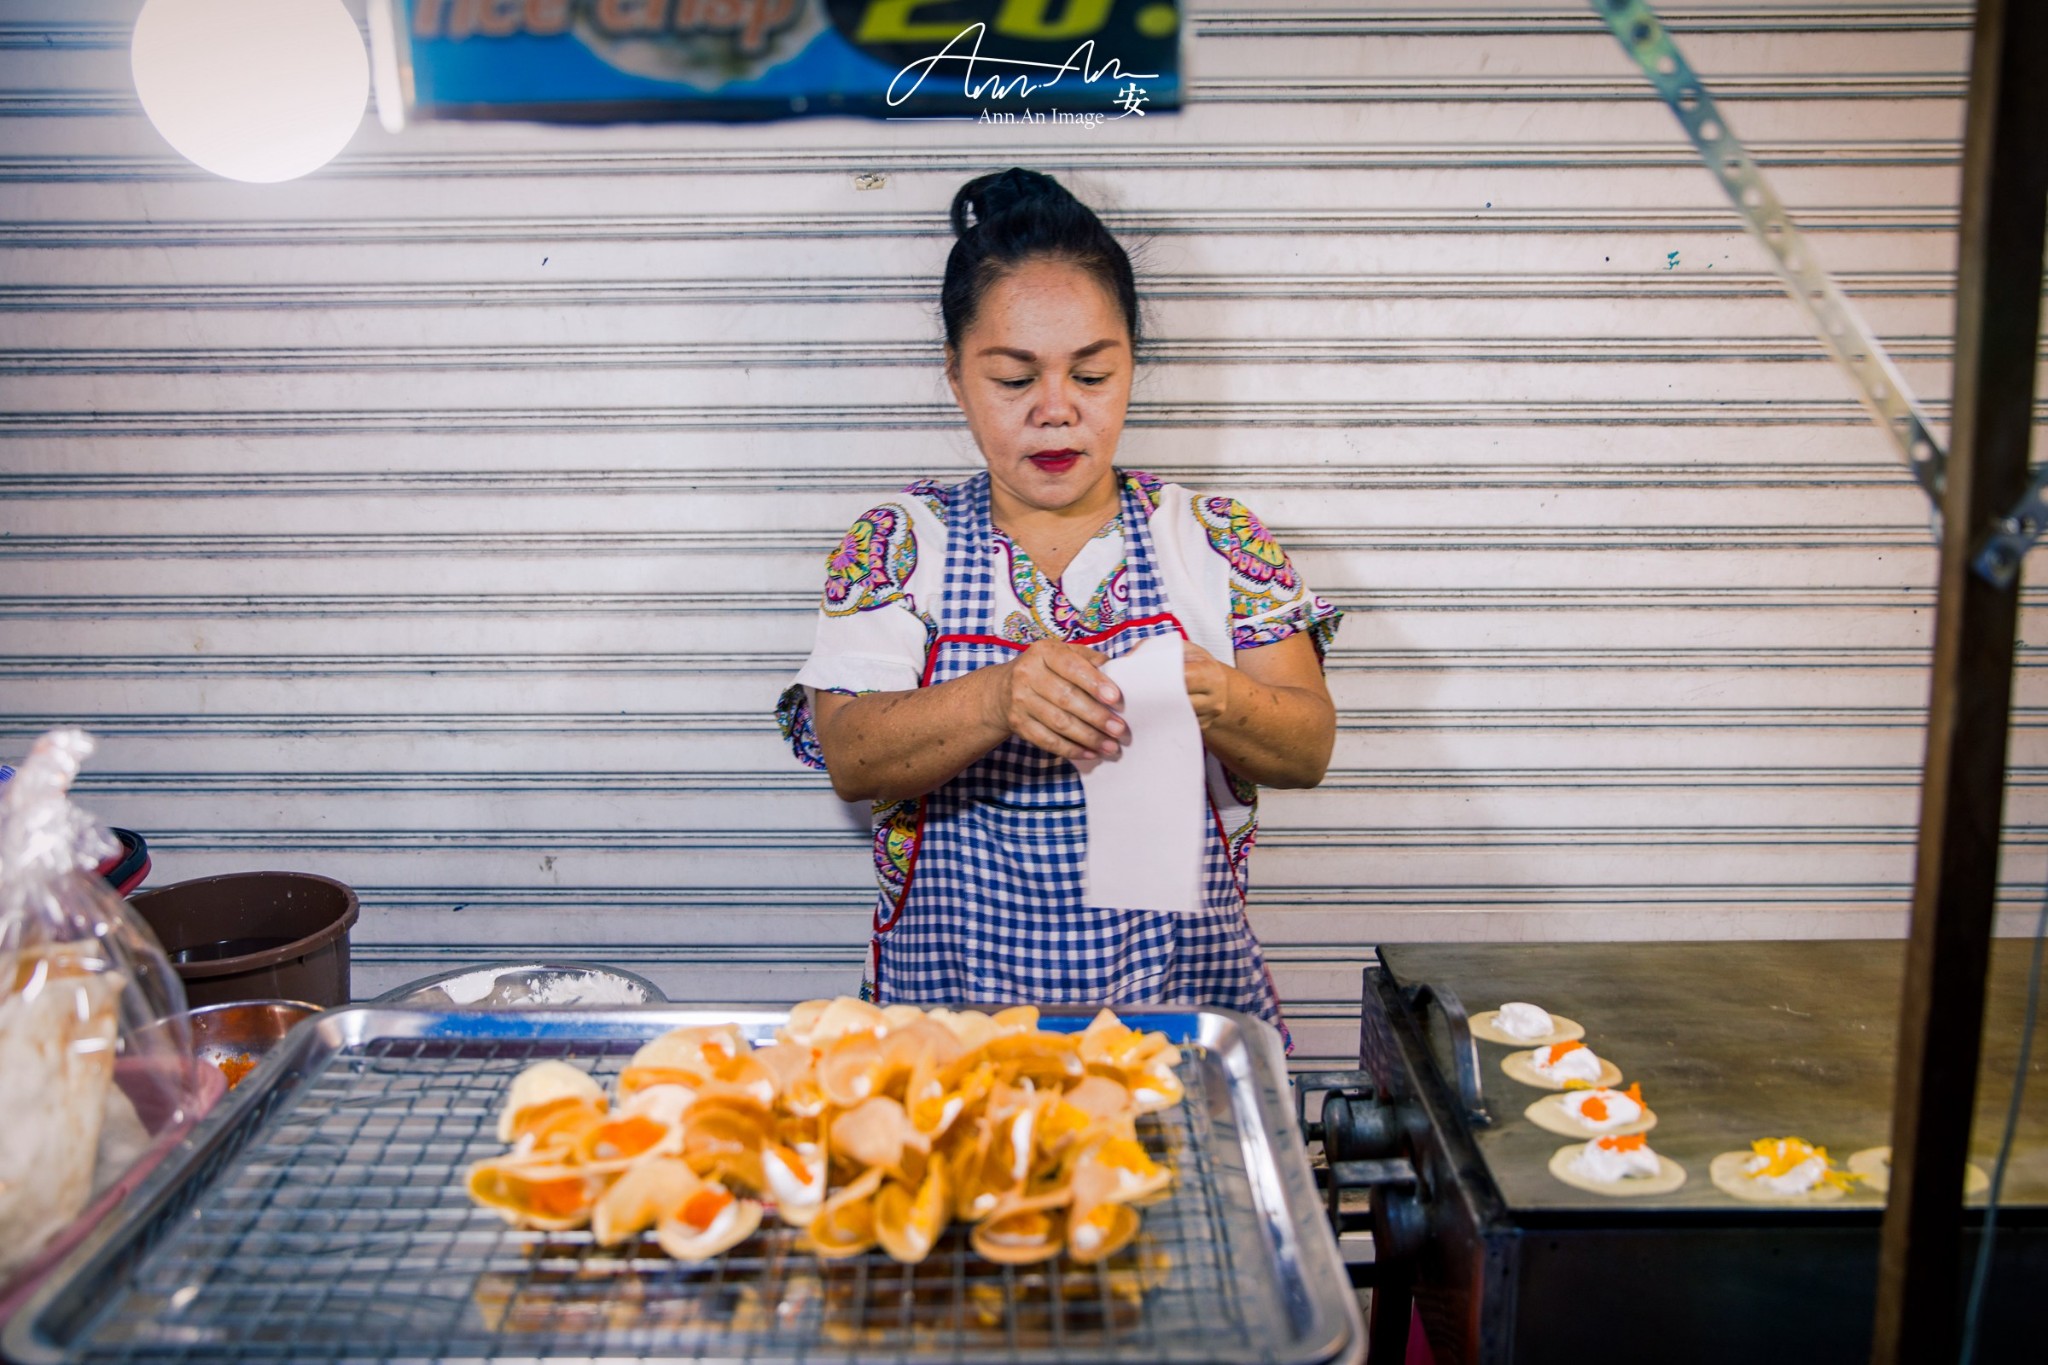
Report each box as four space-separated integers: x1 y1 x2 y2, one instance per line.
14 1010 1356 1365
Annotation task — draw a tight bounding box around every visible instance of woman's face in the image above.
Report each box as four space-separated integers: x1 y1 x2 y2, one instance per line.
946 257 1131 516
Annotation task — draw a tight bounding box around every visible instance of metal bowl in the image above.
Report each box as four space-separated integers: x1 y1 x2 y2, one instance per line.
372 961 666 1008
185 999 319 1090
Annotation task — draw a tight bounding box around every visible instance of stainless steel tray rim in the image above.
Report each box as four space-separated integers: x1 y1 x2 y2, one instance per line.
7 1004 1361 1365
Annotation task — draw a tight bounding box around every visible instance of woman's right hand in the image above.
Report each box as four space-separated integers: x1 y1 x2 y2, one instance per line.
988 641 1129 760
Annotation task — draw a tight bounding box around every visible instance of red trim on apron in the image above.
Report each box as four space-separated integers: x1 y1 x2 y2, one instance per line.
912 614 1185 687
877 612 1205 947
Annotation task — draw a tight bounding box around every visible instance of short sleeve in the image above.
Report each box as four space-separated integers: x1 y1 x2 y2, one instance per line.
776 498 941 770
1191 495 1344 661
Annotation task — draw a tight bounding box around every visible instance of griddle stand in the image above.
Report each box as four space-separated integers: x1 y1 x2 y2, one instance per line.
1298 983 1495 1363
1299 1069 1421 1365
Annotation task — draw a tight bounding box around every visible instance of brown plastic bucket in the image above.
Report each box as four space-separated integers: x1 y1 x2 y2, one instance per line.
129 872 359 1008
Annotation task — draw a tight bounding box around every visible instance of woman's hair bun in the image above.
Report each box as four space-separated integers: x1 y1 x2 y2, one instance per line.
940 167 1139 349
949 167 1072 237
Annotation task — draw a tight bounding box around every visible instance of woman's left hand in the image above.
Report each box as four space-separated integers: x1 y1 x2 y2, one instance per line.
1182 641 1233 730
1177 633 1335 789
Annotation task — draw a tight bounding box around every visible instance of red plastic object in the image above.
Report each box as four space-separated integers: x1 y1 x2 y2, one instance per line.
94 828 151 897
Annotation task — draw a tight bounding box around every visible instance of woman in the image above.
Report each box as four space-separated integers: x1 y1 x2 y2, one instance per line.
777 168 1340 1038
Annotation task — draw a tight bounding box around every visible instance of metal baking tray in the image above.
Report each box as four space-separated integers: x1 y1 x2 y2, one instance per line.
6 1005 1361 1365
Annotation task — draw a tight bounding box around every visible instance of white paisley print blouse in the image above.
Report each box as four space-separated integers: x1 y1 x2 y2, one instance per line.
776 469 1343 919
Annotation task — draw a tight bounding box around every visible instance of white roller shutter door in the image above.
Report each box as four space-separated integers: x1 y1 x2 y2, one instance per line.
3 1 2032 1069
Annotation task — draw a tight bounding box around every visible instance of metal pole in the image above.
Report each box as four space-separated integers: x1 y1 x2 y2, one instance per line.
1871 1 2047 1360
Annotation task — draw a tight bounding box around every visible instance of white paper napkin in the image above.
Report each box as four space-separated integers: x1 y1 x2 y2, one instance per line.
1075 635 1204 914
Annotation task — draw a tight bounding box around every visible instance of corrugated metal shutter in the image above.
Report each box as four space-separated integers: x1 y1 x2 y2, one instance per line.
2 0 2025 1070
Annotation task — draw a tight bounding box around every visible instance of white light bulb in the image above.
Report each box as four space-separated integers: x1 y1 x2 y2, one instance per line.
131 0 368 184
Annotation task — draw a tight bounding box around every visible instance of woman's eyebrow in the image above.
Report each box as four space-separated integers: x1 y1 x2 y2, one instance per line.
976 339 1124 361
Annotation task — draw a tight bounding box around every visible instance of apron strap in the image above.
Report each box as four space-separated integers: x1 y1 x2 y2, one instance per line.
935 471 994 638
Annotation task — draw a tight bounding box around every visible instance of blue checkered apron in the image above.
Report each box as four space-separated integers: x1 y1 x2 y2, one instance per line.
870 472 1286 1036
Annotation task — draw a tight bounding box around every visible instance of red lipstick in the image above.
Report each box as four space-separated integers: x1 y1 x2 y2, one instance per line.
1029 449 1082 474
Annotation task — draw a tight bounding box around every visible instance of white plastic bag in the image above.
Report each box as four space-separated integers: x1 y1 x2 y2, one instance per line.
0 729 192 1281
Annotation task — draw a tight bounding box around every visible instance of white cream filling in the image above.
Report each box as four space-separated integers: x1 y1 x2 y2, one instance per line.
1744 1151 1826 1195
700 1199 742 1239
1561 1087 1642 1132
764 1147 823 1210
1571 1139 1662 1183
621 1084 694 1126
1494 1002 1555 1041
668 1197 744 1254
924 1094 964 1137
1532 1044 1604 1085
1009 1109 1035 1182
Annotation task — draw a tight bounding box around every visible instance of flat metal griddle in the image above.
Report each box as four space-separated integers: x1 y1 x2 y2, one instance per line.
1347 939 2048 1364
1378 939 2045 1214
5 1006 1360 1365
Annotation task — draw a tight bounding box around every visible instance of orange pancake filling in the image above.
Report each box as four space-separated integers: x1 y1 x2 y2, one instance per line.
681 1186 734 1232
1577 1082 1643 1124
586 1115 668 1162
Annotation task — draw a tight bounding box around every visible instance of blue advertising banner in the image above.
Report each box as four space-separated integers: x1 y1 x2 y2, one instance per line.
370 1 1181 126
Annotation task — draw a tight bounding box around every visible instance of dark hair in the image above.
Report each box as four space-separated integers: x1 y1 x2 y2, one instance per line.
941 167 1139 354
